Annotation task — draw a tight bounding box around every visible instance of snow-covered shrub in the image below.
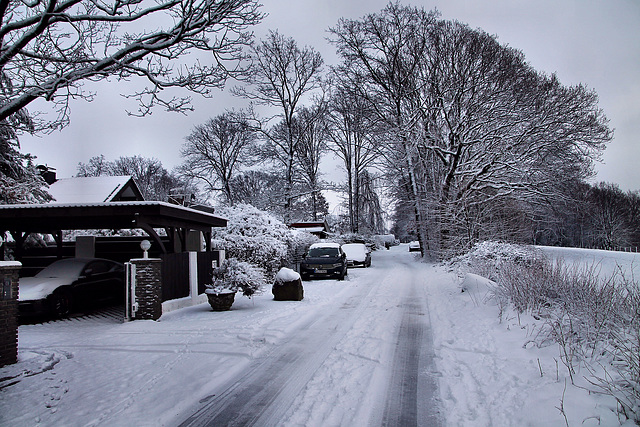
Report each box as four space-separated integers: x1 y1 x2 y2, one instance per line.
206 258 264 297
63 228 154 241
211 204 318 280
452 240 545 281
454 240 640 423
284 227 319 264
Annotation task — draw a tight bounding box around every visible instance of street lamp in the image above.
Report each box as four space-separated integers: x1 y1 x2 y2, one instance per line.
140 240 151 258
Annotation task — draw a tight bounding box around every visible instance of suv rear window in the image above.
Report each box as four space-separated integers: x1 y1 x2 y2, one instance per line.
308 247 340 257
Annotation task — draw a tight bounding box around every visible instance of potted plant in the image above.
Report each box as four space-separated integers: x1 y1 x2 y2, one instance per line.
205 258 264 311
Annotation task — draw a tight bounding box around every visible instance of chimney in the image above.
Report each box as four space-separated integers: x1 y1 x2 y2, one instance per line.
37 165 57 185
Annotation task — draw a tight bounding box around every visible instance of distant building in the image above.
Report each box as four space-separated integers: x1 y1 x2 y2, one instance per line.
289 220 330 239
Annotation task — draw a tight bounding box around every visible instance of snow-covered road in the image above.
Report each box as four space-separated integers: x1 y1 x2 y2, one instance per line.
179 248 442 426
1 246 444 426
1 245 632 426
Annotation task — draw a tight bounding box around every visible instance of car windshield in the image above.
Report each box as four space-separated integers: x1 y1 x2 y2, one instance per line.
34 259 87 279
307 247 339 257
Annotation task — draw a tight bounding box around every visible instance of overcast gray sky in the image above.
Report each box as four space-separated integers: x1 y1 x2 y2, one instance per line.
20 0 640 191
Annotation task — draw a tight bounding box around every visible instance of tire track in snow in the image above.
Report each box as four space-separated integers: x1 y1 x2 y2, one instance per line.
177 281 378 427
381 261 442 427
177 250 443 427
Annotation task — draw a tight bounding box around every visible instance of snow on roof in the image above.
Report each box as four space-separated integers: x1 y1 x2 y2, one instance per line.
297 226 324 233
290 221 328 230
48 176 137 203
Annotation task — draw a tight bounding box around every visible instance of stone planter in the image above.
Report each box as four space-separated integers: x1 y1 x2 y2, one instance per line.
272 277 304 301
206 291 236 311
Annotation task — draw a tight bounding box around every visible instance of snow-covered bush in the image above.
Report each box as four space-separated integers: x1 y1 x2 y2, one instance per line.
212 205 318 280
206 258 264 297
63 228 154 241
452 240 545 281
454 240 640 423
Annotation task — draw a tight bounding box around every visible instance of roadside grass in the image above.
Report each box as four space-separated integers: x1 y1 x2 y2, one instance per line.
456 242 640 424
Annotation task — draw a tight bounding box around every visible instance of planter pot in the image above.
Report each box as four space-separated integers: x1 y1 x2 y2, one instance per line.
272 278 304 301
206 291 236 311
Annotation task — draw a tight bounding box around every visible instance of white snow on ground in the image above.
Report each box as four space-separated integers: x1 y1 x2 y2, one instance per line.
1 245 638 426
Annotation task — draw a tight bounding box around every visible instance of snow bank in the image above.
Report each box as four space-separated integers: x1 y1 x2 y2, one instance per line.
459 273 498 306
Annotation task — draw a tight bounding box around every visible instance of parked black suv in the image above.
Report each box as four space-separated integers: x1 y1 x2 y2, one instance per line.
300 243 348 280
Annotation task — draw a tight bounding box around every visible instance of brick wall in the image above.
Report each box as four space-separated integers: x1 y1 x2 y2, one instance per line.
131 258 163 321
0 262 21 367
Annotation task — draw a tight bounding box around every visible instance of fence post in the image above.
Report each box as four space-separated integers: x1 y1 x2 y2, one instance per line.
0 261 21 367
129 258 163 320
189 252 198 300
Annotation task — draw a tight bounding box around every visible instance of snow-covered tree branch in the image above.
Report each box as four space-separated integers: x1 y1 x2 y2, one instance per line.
0 0 263 135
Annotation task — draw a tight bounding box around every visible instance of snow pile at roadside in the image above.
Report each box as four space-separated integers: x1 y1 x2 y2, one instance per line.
426 264 627 425
456 240 543 264
449 241 546 290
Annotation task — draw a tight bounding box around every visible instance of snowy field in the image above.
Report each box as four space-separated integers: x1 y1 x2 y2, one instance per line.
1 245 638 426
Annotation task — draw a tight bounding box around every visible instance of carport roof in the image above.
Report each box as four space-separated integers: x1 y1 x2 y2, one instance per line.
0 201 227 234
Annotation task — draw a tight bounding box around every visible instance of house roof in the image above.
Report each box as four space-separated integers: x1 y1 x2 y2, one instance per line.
48 176 143 203
298 226 325 233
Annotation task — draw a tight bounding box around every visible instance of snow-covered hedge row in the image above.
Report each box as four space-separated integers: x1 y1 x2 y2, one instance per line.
211 205 318 281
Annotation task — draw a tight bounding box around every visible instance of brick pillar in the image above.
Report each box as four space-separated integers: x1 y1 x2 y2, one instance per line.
131 258 163 321
0 261 21 367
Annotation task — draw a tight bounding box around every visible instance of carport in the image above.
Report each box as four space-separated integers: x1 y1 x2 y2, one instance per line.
1 201 228 318
0 201 227 260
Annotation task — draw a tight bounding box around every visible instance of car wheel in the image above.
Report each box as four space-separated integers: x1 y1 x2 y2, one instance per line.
49 288 72 318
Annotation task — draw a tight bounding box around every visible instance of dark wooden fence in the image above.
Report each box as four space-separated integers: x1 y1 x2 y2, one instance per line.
160 252 190 302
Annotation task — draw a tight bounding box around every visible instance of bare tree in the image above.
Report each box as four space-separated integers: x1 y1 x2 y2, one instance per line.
331 4 612 257
326 77 381 233
77 155 110 177
110 156 176 201
178 110 256 204
357 169 384 234
76 154 182 201
295 103 328 220
330 4 437 254
0 0 263 136
588 182 632 250
233 30 323 222
228 170 281 211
